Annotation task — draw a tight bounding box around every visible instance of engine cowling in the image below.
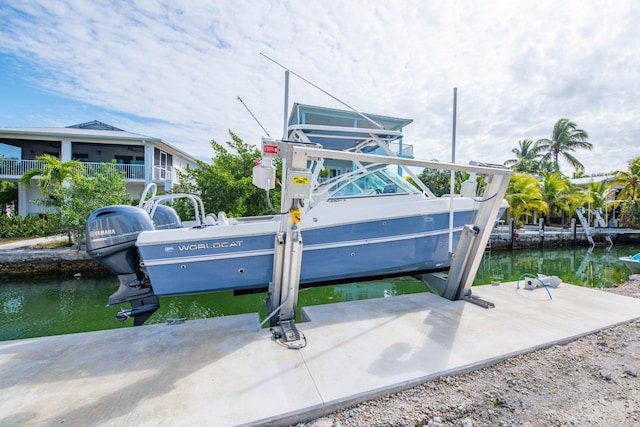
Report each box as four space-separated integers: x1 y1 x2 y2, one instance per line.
86 205 154 275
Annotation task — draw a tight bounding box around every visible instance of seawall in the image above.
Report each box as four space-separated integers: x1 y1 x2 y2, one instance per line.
0 248 107 274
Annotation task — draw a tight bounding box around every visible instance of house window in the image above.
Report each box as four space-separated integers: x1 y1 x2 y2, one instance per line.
159 151 168 179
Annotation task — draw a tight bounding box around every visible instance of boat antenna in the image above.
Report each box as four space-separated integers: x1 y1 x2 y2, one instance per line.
260 52 384 130
237 96 271 138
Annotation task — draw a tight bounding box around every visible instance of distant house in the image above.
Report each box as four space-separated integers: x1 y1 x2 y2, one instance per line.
0 120 201 217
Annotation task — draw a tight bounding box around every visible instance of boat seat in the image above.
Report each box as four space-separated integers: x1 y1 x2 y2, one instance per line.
205 214 218 225
217 211 229 225
383 184 398 193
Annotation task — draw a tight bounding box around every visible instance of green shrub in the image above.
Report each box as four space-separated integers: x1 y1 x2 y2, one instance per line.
0 213 64 239
619 200 640 228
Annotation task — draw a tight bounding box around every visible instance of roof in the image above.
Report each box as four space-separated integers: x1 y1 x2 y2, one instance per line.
67 120 125 131
571 175 616 186
0 121 200 164
0 126 159 142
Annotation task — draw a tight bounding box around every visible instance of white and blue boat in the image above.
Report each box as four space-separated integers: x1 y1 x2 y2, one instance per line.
86 103 510 325
620 253 640 274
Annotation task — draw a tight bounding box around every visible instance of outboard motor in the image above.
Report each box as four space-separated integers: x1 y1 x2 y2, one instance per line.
86 206 160 326
150 204 182 230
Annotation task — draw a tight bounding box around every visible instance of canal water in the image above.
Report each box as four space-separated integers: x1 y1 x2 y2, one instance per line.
1 244 639 341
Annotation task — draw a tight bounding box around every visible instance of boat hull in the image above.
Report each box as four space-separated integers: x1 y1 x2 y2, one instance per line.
137 208 473 296
620 256 640 274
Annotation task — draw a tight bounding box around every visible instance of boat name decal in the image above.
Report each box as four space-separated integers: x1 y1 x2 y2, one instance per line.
176 241 243 251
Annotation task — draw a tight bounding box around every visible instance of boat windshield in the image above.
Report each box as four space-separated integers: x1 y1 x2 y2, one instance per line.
316 164 421 199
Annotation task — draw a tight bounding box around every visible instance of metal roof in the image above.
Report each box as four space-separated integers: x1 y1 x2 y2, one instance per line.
0 122 200 164
0 126 159 141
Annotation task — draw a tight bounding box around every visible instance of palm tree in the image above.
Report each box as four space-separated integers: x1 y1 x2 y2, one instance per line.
20 154 85 195
536 119 593 173
541 172 581 225
505 173 548 225
504 139 543 173
611 156 640 201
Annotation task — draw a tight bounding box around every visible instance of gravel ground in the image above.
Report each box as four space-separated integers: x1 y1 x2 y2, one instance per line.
297 277 640 427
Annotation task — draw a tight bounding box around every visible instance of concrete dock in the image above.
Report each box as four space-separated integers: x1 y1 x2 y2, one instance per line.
1 282 640 426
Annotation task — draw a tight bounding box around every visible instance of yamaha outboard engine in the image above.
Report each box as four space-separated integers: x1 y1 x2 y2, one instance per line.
86 206 159 326
150 204 182 230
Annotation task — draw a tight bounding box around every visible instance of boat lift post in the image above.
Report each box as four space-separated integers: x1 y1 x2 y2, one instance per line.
257 139 512 344
256 139 319 344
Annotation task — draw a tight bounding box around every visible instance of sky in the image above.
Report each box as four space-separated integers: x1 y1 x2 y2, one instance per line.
1 0 639 175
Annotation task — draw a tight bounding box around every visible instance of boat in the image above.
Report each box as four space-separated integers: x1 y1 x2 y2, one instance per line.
619 253 640 274
86 103 511 327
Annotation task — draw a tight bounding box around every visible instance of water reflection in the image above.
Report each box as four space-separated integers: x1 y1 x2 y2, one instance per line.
2 245 639 341
475 245 637 288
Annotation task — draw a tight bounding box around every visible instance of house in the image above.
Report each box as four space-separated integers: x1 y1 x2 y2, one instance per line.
0 120 201 217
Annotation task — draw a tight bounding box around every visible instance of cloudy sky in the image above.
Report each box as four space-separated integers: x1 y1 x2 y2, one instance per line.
1 0 638 175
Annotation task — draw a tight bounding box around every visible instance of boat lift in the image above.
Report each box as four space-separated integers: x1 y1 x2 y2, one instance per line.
576 207 613 247
255 138 512 345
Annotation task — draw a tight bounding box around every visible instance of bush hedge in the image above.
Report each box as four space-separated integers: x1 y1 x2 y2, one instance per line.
619 200 640 229
0 213 64 239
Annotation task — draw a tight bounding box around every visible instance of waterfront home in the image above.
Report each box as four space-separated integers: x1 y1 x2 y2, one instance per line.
0 120 201 217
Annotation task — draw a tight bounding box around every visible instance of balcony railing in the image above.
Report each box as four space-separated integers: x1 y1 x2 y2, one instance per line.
0 159 37 176
153 165 173 181
389 142 414 158
0 159 169 181
80 162 146 180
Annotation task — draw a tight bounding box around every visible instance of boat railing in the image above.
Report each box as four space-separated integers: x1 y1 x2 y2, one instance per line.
138 183 207 226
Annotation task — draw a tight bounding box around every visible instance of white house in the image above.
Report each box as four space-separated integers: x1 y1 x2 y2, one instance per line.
0 120 201 216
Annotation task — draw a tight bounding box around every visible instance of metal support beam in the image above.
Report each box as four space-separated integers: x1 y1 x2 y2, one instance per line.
441 171 511 301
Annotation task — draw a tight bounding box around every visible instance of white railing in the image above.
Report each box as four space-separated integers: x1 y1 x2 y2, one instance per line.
153 165 173 181
0 159 148 181
80 162 146 180
0 159 43 176
389 142 414 158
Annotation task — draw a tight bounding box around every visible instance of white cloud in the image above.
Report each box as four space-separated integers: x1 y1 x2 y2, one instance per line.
1 0 639 174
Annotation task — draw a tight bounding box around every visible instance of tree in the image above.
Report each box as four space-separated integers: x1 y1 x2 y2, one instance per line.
619 200 640 228
416 164 468 197
20 154 85 207
541 172 581 225
504 139 543 173
177 131 281 218
53 163 130 247
505 173 547 225
536 119 593 173
611 156 640 201
586 179 611 212
0 180 17 215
